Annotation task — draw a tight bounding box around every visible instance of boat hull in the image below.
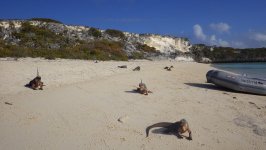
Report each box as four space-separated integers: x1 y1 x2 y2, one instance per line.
206 70 266 95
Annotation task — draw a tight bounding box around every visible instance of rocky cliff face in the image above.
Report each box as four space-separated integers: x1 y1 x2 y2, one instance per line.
0 20 192 59
141 34 190 53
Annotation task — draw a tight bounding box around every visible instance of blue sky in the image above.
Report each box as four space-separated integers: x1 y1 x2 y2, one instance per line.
1 0 266 48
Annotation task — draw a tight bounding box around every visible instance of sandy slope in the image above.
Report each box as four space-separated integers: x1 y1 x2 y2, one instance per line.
0 58 266 150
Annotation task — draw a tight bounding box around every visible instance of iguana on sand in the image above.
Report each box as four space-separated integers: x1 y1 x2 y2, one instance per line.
146 119 192 140
27 68 44 90
137 80 152 95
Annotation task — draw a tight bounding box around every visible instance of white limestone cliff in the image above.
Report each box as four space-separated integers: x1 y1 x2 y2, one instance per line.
0 20 192 56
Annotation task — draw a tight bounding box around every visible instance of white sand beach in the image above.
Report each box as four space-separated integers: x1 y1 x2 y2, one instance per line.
0 58 266 150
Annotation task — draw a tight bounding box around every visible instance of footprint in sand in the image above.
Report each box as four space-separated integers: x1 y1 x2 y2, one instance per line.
248 102 261 109
233 115 266 136
118 115 129 123
4 102 13 105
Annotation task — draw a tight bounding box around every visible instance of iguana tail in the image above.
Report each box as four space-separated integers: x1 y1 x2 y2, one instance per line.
37 67 39 77
146 122 172 137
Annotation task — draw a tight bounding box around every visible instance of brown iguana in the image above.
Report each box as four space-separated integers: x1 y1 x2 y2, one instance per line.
27 68 44 90
146 119 192 140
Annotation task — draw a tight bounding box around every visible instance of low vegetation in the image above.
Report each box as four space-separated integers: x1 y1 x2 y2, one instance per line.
191 44 266 62
12 22 68 49
137 43 157 53
129 51 145 59
129 43 159 59
0 38 128 61
105 29 125 39
7 19 266 62
88 27 102 38
29 18 62 24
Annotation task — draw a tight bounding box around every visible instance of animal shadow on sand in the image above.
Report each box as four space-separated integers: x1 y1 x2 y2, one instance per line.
124 89 139 94
150 127 189 139
24 84 40 90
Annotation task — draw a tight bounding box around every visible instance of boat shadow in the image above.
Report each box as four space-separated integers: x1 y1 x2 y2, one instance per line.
184 83 234 92
185 83 265 96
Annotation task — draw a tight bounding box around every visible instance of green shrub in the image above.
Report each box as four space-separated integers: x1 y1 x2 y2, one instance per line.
182 37 189 41
29 18 62 24
87 40 128 60
130 51 144 59
44 55 56 60
137 43 157 53
88 27 102 38
12 21 68 49
105 29 125 39
191 44 266 62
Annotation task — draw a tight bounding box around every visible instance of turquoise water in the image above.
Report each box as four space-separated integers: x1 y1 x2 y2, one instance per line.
212 63 266 79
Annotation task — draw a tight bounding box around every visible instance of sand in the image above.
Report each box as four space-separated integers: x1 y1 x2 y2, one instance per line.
0 58 265 150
